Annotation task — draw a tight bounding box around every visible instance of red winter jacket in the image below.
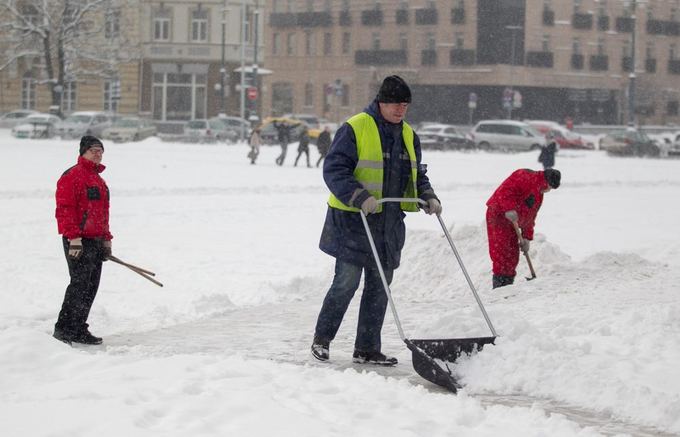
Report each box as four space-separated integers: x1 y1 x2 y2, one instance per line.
486 169 548 240
55 156 112 240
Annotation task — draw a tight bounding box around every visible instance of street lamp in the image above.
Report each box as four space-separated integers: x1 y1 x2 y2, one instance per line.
628 0 638 126
251 5 260 124
239 0 246 141
220 1 228 116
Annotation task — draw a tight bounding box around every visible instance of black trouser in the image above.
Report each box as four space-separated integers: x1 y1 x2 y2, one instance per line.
55 237 105 335
294 148 310 167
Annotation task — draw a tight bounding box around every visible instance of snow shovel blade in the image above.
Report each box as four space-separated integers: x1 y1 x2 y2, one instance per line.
404 339 460 393
411 337 496 363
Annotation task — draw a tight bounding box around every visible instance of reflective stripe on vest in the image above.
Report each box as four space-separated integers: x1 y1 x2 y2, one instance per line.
328 112 419 213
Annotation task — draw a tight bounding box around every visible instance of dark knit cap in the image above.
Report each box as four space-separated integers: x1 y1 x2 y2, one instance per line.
544 168 561 189
79 135 104 156
377 75 412 104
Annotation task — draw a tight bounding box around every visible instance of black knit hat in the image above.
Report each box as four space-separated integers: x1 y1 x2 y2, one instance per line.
377 75 412 103
79 135 104 156
544 168 561 189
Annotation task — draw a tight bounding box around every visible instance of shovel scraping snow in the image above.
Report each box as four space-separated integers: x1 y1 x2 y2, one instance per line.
360 198 497 393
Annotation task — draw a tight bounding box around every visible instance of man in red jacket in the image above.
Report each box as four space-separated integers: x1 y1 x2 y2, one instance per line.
486 168 561 288
53 136 113 345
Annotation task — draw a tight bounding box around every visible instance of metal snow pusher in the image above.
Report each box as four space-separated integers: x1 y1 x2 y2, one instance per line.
360 198 497 393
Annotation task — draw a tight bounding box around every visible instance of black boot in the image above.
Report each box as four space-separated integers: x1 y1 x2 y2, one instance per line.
352 350 398 366
311 336 330 361
492 275 515 289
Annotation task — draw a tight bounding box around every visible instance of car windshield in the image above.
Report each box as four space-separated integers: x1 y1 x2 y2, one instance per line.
187 121 207 129
64 115 92 123
114 119 141 127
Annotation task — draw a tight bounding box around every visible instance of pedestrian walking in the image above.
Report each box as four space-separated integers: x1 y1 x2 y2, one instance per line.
53 136 113 345
274 121 291 166
311 75 441 366
486 168 561 288
248 127 261 165
538 141 557 169
316 126 332 167
294 127 311 167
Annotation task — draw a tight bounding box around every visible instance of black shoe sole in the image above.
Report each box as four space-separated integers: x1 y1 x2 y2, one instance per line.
351 357 398 366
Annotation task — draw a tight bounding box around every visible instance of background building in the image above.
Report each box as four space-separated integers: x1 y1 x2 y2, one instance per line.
262 0 680 126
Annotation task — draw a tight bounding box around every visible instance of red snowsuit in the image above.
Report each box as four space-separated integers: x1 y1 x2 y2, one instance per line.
486 169 548 277
55 156 112 241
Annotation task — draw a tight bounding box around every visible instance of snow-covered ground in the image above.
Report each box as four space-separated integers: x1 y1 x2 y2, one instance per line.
1 131 679 436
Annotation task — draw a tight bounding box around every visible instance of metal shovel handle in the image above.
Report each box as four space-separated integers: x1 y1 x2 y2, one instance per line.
360 197 496 340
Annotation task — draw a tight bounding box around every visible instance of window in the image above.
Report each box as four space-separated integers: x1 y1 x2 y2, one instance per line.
304 82 313 107
573 38 581 54
287 33 296 55
597 37 605 55
104 9 121 39
646 42 654 59
271 33 280 55
426 32 436 50
21 74 35 110
622 40 631 57
305 31 316 56
191 9 208 42
153 8 171 41
455 32 464 49
542 35 550 51
63 82 77 112
671 43 678 60
152 70 207 121
323 33 332 55
104 80 120 112
399 32 408 51
573 0 582 13
342 32 350 54
372 32 380 50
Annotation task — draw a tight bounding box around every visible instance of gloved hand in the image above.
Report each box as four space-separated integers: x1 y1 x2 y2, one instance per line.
504 210 519 223
360 196 378 215
423 198 442 215
68 238 83 259
102 240 112 261
520 238 530 253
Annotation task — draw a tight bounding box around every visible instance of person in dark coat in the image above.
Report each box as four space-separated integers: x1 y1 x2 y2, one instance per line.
538 141 557 169
486 168 561 288
311 75 441 366
315 126 332 167
294 127 311 167
53 136 113 345
274 121 292 166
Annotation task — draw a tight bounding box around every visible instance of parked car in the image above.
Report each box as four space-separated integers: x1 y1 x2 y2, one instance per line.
525 120 591 149
669 132 680 157
102 117 157 142
56 111 112 139
216 115 251 138
282 113 322 141
599 128 660 157
418 124 474 150
0 109 39 129
467 120 546 151
258 117 319 144
11 113 61 139
183 118 238 143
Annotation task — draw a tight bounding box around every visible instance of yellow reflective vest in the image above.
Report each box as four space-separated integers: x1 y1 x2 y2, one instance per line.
328 112 419 213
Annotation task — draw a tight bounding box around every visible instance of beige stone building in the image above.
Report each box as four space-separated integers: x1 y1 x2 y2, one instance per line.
262 0 680 126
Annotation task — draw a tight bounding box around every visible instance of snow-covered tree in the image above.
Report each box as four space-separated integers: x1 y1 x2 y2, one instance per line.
0 0 140 111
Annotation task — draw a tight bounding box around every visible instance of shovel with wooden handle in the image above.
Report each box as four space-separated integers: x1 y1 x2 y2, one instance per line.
107 255 164 287
511 221 537 281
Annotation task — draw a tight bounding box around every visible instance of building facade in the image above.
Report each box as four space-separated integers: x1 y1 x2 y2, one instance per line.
262 0 680 126
0 0 265 128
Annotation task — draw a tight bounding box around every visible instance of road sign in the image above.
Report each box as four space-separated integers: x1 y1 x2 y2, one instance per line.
468 92 478 109
247 87 258 100
513 90 522 108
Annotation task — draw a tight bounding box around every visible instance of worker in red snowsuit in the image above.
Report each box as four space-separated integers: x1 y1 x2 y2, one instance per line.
54 136 113 345
486 168 561 288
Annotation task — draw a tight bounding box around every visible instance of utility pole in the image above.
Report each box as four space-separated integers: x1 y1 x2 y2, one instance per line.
505 25 522 120
239 0 246 141
219 0 227 115
252 3 259 123
628 0 637 126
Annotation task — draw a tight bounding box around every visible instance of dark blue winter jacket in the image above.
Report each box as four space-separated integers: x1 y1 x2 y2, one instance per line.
319 99 437 269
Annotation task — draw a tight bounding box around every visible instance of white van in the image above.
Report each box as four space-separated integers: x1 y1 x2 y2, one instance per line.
468 120 546 151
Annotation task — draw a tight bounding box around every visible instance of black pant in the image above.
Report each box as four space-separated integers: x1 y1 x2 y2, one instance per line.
55 238 105 335
275 143 288 166
294 148 310 167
